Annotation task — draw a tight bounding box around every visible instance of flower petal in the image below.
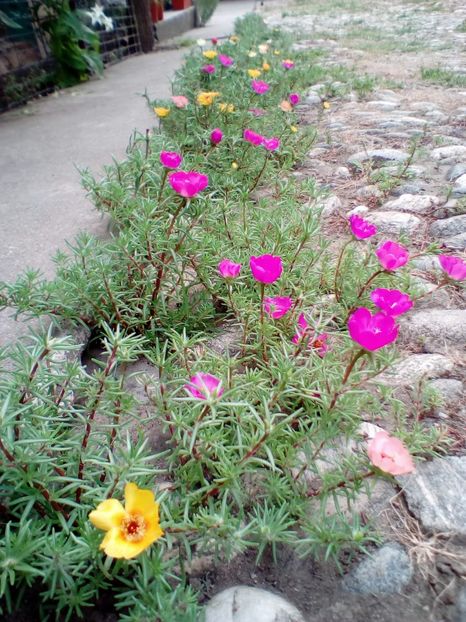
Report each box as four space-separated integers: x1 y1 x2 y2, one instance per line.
89 499 126 531
124 482 158 519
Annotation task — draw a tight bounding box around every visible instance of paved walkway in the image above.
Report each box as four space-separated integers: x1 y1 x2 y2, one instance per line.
0 0 255 348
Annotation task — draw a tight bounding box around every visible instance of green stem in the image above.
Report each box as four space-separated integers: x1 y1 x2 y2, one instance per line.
334 239 353 303
328 348 366 411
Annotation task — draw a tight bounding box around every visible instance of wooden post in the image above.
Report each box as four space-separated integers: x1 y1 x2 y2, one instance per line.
131 0 154 53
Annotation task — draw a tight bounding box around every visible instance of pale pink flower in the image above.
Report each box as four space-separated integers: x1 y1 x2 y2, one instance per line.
370 288 413 317
262 137 280 151
263 296 292 319
160 151 182 169
368 430 415 475
251 80 270 94
289 92 300 106
171 95 189 108
376 241 409 271
218 54 234 67
168 171 208 198
439 255 466 281
185 372 224 400
349 215 377 240
291 313 329 356
210 128 223 145
250 254 283 284
243 129 264 146
348 307 399 351
218 259 241 278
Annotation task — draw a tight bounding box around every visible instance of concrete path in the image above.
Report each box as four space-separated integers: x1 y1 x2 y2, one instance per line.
0 0 255 348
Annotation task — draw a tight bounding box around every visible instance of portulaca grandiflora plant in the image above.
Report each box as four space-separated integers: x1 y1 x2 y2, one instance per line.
1 13 464 621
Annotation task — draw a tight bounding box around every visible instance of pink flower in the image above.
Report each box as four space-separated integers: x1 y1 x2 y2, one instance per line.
201 64 216 74
263 296 292 319
211 37 218 45
210 128 223 145
168 171 209 198
160 151 182 169
439 255 466 281
289 92 300 106
348 307 399 351
248 107 266 117
370 288 413 317
243 129 264 146
185 372 224 400
218 259 241 278
219 54 234 67
251 80 270 94
368 431 415 476
282 60 295 70
172 95 189 108
376 241 409 271
349 214 377 240
291 313 329 356
262 137 280 151
250 254 283 284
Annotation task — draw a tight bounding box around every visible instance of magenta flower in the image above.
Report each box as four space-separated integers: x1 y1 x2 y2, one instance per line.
262 137 280 151
169 171 209 198
248 107 266 117
210 128 223 145
291 313 329 356
376 240 409 271
211 37 218 45
160 151 182 169
289 93 300 106
251 80 270 94
185 372 224 400
349 214 377 240
368 431 415 475
370 288 413 317
201 64 216 74
439 255 466 281
263 296 292 319
282 60 295 69
218 258 241 278
348 307 399 351
219 54 234 67
243 129 264 146
250 254 283 284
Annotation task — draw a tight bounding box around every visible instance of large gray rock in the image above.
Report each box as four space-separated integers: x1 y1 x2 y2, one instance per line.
431 145 466 161
348 149 410 170
430 214 466 237
446 163 466 182
428 379 464 406
205 586 305 622
399 309 466 353
381 194 440 214
397 456 466 535
440 232 466 251
376 354 454 386
344 543 412 594
452 173 466 196
366 211 422 235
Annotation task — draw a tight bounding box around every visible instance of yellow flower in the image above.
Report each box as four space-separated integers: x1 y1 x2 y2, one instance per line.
197 91 221 106
231 162 238 170
262 62 270 72
89 483 163 559
290 125 298 133
279 100 293 112
218 102 235 113
203 50 217 60
258 44 269 54
229 35 239 43
323 101 331 109
248 51 257 58
273 50 281 56
154 107 170 118
248 69 261 79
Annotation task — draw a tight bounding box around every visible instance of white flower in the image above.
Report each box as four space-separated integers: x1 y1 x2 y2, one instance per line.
197 38 207 46
85 3 114 31
247 51 257 58
258 44 269 54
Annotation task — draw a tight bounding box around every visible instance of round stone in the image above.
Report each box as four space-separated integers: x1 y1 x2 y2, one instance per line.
344 543 412 594
204 586 305 622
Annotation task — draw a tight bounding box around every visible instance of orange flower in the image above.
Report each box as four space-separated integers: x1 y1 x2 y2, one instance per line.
89 483 163 559
279 100 293 112
262 62 270 72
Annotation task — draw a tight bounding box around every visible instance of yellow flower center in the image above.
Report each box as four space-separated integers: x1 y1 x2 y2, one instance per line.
121 514 147 542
